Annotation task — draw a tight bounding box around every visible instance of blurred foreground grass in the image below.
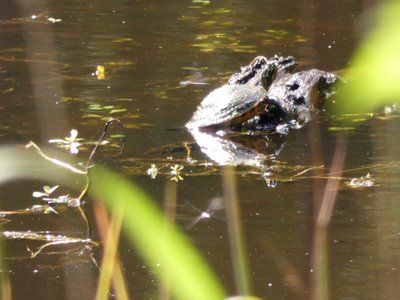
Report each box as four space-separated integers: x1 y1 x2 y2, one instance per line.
89 166 227 300
336 1 400 113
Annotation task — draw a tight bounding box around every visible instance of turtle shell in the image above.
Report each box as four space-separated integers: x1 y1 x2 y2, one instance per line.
186 84 267 129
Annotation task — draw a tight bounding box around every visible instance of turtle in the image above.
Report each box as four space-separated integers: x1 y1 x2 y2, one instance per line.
186 63 278 130
244 68 340 131
227 55 298 86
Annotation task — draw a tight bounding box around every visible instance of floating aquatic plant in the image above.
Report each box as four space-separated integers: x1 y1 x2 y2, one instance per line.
147 164 159 179
170 164 184 181
48 129 81 154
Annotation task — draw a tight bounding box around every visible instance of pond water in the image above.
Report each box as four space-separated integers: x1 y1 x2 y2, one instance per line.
1 0 400 299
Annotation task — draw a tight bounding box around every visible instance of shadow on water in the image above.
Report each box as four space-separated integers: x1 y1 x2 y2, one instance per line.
1 0 400 299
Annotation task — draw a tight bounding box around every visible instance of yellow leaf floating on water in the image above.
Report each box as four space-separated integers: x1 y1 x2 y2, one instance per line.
96 65 105 80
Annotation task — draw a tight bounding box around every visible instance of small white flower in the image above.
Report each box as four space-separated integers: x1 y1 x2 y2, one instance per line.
147 164 158 179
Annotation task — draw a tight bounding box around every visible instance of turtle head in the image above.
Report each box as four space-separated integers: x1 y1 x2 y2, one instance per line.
260 63 277 90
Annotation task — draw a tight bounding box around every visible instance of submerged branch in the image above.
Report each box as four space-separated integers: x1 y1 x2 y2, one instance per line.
1 231 98 258
26 141 87 175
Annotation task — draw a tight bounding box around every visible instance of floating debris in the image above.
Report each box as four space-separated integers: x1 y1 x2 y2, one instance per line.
42 195 82 208
0 204 58 217
263 177 278 188
1 231 98 258
346 173 375 188
47 17 62 23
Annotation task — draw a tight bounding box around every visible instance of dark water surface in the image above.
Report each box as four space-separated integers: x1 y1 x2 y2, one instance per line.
1 0 400 299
